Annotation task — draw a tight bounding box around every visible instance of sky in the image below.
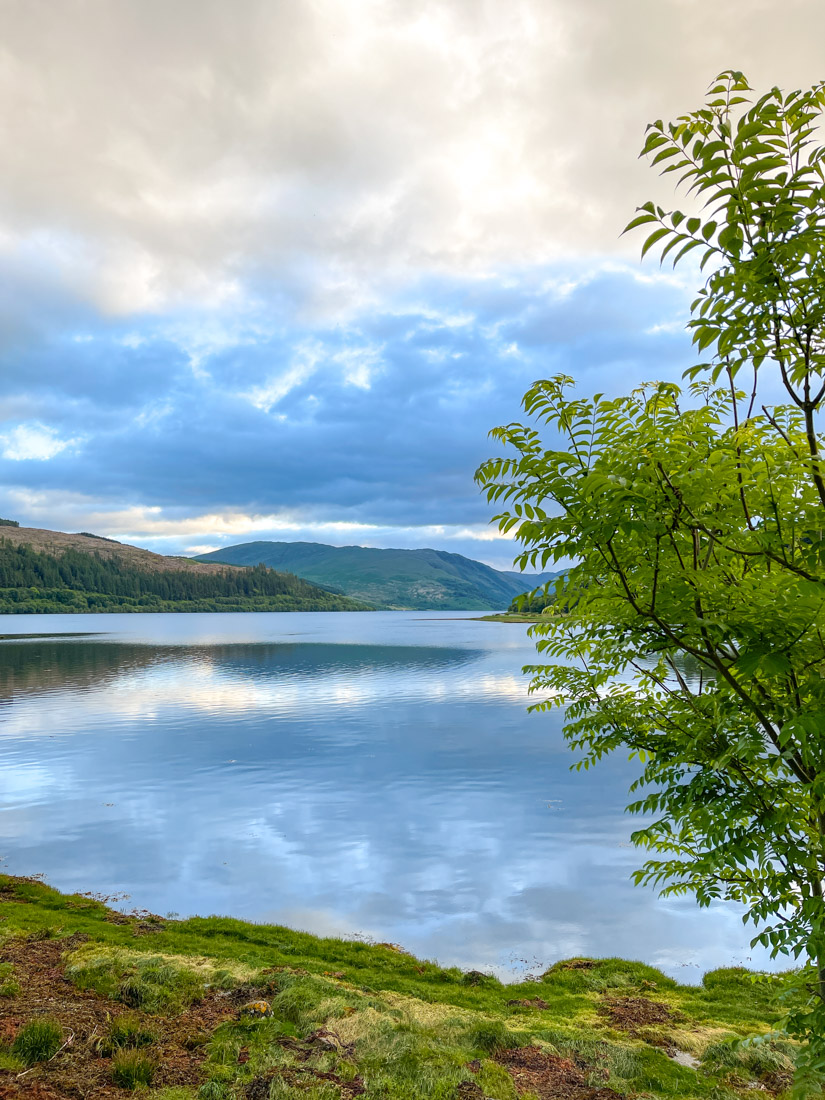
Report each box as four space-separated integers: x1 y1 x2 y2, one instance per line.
1 0 824 570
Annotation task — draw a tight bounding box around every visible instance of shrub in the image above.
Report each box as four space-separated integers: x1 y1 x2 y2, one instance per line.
12 1018 63 1065
111 1048 155 1088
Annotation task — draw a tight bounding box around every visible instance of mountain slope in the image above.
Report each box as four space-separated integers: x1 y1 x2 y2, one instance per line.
0 527 372 614
194 540 561 610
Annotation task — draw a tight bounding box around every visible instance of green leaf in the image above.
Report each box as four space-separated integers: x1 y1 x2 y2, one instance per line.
640 227 671 258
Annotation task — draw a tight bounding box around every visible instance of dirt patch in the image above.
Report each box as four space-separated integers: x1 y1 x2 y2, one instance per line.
455 1082 485 1099
496 1046 621 1099
507 998 549 1010
242 1064 366 1098
0 934 237 1098
131 922 166 937
599 996 674 1035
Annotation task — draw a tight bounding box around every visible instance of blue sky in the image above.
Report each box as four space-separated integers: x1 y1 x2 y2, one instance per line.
1 0 823 570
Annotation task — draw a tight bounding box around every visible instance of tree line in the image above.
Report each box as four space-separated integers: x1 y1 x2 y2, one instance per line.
0 541 370 613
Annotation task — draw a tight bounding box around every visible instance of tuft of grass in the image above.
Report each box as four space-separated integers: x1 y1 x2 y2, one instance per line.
12 1017 63 1065
198 1080 229 1098
476 1059 518 1099
461 970 501 988
467 1020 520 1054
702 1034 796 1078
66 947 206 1013
111 1048 156 1088
0 1050 24 1071
540 957 676 995
97 1012 157 1056
0 962 19 997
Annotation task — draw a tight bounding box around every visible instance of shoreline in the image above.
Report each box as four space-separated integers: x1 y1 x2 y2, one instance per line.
0 874 797 1098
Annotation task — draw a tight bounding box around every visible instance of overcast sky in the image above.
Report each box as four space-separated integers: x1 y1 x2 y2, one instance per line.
1 0 824 568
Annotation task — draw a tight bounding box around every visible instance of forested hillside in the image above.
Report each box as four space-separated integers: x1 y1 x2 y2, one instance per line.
195 540 560 609
0 541 372 614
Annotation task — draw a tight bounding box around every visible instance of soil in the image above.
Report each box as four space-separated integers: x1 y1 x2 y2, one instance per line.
0 933 236 1098
0 936 370 1099
598 996 674 1035
455 1082 485 1099
494 1047 621 1099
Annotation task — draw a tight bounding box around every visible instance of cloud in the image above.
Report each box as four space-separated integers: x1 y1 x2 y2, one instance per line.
0 633 776 977
0 262 694 563
0 423 79 462
1 0 823 316
0 1 819 557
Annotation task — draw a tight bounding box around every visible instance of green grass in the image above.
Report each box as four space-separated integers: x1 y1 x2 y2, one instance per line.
12 1017 63 1065
111 1047 156 1088
0 874 820 1098
0 961 20 997
96 1012 157 1055
66 946 209 1012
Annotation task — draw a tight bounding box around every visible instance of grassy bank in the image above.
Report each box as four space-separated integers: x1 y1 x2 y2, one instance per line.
0 875 813 1098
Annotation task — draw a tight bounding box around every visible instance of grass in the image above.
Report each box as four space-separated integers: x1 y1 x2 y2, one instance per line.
0 874 821 1098
96 1011 157 1055
12 1016 63 1064
66 945 208 1012
0 961 19 997
111 1047 156 1088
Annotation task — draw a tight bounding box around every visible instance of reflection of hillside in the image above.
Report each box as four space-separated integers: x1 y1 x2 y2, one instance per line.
0 641 481 701
0 642 171 699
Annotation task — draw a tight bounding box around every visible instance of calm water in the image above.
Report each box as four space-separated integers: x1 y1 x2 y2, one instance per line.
0 611 771 981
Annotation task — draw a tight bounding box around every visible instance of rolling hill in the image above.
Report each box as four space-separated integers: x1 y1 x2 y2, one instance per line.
194 540 561 610
0 526 371 614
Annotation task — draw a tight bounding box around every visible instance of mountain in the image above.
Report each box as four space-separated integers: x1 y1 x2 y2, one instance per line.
0 526 372 614
194 541 561 610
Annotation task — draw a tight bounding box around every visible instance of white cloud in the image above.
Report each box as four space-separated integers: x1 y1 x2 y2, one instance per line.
0 0 822 316
0 486 525 567
245 342 324 411
1 423 79 462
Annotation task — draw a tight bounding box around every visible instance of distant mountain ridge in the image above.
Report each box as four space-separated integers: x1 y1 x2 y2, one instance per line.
0 526 371 614
194 540 561 610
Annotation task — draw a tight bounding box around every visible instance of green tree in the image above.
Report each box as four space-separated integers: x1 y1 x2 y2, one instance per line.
477 73 825 1085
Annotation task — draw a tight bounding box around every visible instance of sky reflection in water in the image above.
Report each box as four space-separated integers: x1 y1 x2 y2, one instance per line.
0 611 773 981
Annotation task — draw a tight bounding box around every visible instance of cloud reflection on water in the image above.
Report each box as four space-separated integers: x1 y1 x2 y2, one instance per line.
0 617 773 981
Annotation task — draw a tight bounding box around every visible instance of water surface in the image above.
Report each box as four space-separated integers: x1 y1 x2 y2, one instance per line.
0 611 772 980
